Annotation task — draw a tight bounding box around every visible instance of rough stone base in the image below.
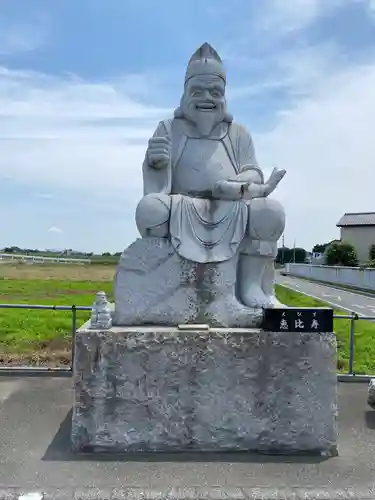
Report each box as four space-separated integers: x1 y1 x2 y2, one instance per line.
71 326 338 455
368 379 375 409
113 237 263 328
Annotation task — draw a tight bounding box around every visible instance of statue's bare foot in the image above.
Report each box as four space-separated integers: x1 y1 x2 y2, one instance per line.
205 292 263 328
264 294 278 308
241 284 269 309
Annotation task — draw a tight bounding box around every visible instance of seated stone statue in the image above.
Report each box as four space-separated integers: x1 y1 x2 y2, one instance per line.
114 42 286 328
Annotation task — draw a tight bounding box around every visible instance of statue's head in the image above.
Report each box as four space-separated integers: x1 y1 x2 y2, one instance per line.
96 291 107 305
175 43 232 137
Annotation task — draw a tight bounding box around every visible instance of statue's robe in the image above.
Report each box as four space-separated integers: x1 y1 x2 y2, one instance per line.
142 117 264 263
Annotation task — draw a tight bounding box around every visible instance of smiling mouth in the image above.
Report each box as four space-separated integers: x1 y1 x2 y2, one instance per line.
195 103 216 110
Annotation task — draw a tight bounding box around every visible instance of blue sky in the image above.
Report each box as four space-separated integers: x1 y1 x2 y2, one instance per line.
1 0 375 253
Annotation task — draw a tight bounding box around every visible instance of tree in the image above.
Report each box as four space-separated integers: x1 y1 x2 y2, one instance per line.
276 246 288 264
369 244 375 261
312 243 329 254
102 252 112 257
294 247 307 263
3 246 21 253
276 246 307 264
326 241 358 267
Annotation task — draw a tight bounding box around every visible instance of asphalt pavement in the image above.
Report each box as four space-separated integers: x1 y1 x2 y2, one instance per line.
276 272 375 318
1 376 375 498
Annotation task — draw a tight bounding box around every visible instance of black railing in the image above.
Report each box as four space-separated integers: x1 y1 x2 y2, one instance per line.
0 303 374 379
0 303 91 374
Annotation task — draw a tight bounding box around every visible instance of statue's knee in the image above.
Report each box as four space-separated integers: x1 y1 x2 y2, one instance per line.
136 193 171 237
248 197 286 241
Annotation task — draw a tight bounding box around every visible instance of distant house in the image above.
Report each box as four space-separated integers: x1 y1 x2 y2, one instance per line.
310 251 324 264
336 212 375 264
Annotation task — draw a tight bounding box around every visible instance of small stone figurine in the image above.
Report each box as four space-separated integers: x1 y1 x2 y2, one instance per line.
90 291 112 329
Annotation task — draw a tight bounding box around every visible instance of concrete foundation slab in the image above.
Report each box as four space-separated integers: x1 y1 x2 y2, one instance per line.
0 377 375 492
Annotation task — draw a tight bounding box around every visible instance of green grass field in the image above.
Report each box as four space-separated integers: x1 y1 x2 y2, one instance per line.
0 264 114 365
276 285 375 374
1 263 375 372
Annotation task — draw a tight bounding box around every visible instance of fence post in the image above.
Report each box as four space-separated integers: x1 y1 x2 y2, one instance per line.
348 312 357 376
71 305 77 372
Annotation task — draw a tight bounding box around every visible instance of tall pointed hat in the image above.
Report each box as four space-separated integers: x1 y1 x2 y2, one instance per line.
184 42 226 84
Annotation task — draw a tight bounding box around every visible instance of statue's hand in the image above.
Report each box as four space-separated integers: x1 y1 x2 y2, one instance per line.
213 180 249 200
263 167 286 196
147 137 171 169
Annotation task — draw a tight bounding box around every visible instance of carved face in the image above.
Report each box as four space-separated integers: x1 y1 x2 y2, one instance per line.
180 75 227 137
96 292 106 305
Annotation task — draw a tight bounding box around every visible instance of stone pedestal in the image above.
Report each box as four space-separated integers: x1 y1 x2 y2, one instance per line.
71 325 338 455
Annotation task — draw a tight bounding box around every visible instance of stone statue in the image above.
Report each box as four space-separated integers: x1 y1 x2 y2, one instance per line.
114 42 286 327
73 58 335 456
90 291 112 330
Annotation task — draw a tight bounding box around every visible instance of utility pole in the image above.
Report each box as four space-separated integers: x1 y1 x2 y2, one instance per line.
293 239 296 263
281 233 285 265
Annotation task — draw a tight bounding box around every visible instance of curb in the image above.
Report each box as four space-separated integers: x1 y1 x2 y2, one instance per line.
1 487 375 500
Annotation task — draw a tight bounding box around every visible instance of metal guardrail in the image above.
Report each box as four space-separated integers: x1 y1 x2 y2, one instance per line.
333 312 362 376
0 253 91 264
0 303 91 375
0 304 374 380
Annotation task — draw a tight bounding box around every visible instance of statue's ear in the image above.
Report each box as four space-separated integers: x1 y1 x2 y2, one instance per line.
224 111 233 123
174 107 183 118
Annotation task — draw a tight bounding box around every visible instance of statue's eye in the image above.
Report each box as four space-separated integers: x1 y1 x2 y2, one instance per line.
192 91 201 97
210 90 221 98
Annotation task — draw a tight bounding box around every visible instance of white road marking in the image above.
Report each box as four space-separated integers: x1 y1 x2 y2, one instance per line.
279 277 375 314
278 283 366 316
323 293 342 301
291 278 375 301
19 493 43 500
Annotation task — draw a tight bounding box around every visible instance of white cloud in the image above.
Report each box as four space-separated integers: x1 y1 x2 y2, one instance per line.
253 60 375 249
273 43 347 96
221 0 375 250
368 0 375 14
0 22 46 55
228 42 346 104
47 226 63 233
259 0 322 33
37 193 53 199
0 67 170 121
0 68 172 200
265 0 375 31
243 0 347 42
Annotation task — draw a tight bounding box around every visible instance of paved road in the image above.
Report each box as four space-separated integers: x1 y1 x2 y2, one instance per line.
1 376 375 497
276 272 375 318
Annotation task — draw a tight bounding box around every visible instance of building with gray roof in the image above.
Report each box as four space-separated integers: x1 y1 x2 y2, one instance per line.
336 212 375 264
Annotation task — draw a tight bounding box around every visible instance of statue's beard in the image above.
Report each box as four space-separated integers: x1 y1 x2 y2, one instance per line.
181 102 225 137
194 111 221 137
